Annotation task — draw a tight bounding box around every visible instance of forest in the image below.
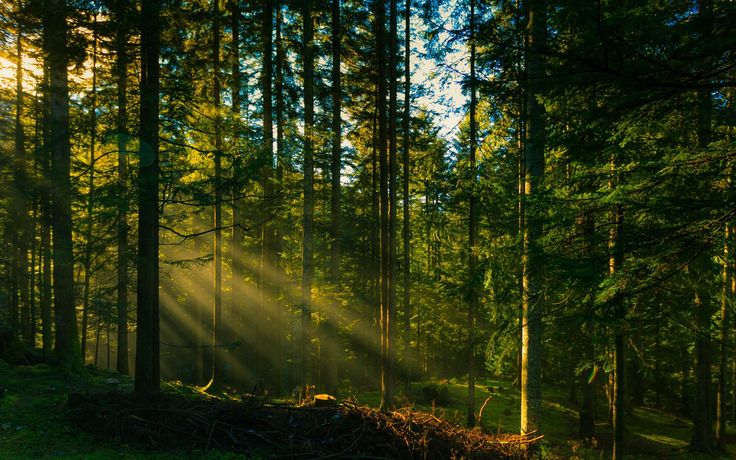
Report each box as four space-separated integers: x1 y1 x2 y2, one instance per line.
1 0 735 458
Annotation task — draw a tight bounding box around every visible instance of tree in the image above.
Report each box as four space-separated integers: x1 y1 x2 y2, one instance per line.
229 0 243 386
12 0 31 347
80 8 99 363
135 0 161 396
114 0 130 376
401 0 412 390
375 0 392 411
44 0 80 367
466 0 477 429
210 0 223 388
520 0 545 441
330 0 342 284
301 0 314 387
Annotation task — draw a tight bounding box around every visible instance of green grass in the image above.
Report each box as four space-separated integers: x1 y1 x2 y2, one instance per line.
1 361 734 459
0 361 250 459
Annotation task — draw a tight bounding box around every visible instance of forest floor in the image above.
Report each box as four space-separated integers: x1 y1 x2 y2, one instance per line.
0 360 734 459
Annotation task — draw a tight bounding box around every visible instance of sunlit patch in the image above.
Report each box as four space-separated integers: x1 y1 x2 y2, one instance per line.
585 366 597 385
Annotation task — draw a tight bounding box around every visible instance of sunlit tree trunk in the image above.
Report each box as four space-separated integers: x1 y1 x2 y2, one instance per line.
466 0 478 429
115 0 129 375
44 0 80 367
301 0 315 387
520 0 545 442
135 0 161 396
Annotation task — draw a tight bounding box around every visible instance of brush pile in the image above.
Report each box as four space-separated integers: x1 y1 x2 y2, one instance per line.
68 391 539 459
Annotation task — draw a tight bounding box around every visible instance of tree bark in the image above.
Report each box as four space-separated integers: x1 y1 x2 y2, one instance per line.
402 0 412 391
210 0 223 388
44 0 80 367
260 0 275 386
375 0 391 411
579 214 596 440
609 152 625 460
134 0 161 396
520 0 545 441
466 0 478 429
301 0 314 387
386 0 399 411
691 2 713 445
40 66 52 355
115 0 129 375
716 224 730 449
330 0 342 285
14 2 31 347
230 0 243 387
81 16 99 364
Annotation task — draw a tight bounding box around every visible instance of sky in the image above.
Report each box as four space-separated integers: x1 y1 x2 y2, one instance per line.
411 1 470 142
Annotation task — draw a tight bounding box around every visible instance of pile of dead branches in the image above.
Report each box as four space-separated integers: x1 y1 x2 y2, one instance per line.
68 391 539 459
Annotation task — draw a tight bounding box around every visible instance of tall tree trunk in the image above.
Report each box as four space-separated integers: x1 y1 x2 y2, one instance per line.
81 17 98 364
402 0 412 391
44 0 80 366
717 224 730 449
692 290 712 451
322 0 342 394
135 0 161 396
691 1 713 446
29 202 37 346
115 0 129 375
732 273 736 425
579 213 596 439
301 0 314 387
229 0 243 387
375 0 391 411
654 304 661 409
273 0 286 392
515 27 526 392
330 0 342 285
94 314 101 367
371 96 381 386
609 156 625 460
260 0 274 386
466 0 478 429
386 0 399 411
14 3 32 347
210 0 223 388
520 0 545 441
40 66 53 355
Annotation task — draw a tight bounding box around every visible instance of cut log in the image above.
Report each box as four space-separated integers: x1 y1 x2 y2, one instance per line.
313 394 337 407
